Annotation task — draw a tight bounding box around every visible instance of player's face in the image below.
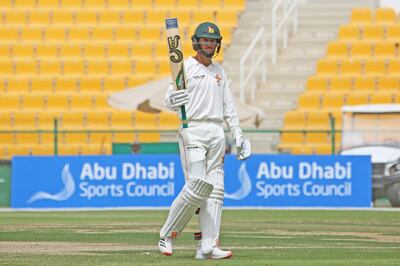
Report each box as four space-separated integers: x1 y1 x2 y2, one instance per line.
198 37 218 55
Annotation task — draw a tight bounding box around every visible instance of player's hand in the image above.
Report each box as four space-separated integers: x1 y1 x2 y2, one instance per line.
169 90 189 109
235 136 251 160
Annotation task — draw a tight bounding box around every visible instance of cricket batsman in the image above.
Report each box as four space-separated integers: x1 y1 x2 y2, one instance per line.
158 21 251 259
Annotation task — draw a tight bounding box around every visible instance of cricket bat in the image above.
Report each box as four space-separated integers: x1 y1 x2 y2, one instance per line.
165 18 188 128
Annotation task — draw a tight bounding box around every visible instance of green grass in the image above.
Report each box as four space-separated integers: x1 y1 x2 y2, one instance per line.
1 210 400 265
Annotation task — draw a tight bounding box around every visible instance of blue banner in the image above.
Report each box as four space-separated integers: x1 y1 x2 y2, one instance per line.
11 155 371 208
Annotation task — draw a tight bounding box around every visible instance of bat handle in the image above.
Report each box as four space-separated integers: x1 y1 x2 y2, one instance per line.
180 105 188 128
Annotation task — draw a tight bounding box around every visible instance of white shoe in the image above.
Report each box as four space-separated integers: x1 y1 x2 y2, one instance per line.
195 245 233 260
159 238 173 256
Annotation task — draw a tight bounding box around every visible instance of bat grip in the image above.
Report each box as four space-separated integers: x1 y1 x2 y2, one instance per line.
180 105 188 128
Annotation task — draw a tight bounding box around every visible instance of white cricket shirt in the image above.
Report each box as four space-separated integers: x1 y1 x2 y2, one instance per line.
165 56 242 139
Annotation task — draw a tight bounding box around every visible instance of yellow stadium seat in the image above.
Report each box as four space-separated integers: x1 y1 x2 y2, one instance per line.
110 111 134 129
375 8 397 24
168 10 192 27
106 43 132 58
35 44 59 58
298 94 321 109
157 60 170 75
13 112 37 129
0 95 21 110
62 60 86 75
59 112 86 129
122 10 144 25
14 60 38 75
306 111 330 130
38 0 60 8
62 132 90 145
86 60 110 75
70 95 95 110
388 59 400 74
88 132 112 145
201 0 222 9
12 44 35 58
110 60 134 75
59 44 82 58
7 79 30 94
85 0 106 8
38 60 62 75
346 91 369 105
98 10 122 25
44 27 68 42
306 132 330 144
37 112 59 129
135 60 157 75
114 27 138 41
55 77 78 93
61 0 84 8
93 94 111 109
154 0 177 9
351 42 372 58
80 144 112 155
103 77 126 92
386 25 400 41
177 0 199 9
14 0 37 7
45 94 70 110
135 111 158 129
30 144 53 156
78 77 103 93
370 92 395 104
282 111 306 129
131 0 154 9
291 145 313 155
0 60 14 75
67 28 90 41
338 25 360 40
316 59 338 75
146 10 168 26
20 28 44 42
21 95 45 110
330 111 343 130
354 76 376 92
374 41 396 58
50 11 75 25
154 42 170 58
306 76 328 93
16 133 40 145
0 28 20 42
112 132 136 143
107 0 131 8
4 11 27 25
364 58 386 76
28 11 51 25
138 26 163 41
340 59 362 76
223 0 245 11
322 93 346 111
377 76 399 91
216 10 238 27
138 132 161 142
131 43 153 58
279 132 305 145
91 27 114 41
83 44 106 58
6 145 33 157
158 112 179 129
330 76 353 91
192 12 216 24
0 44 11 58
350 8 372 24
326 42 348 58
86 112 111 129
0 133 15 145
362 25 385 40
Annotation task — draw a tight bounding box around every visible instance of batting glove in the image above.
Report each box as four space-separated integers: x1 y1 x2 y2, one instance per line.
235 136 251 160
168 90 189 109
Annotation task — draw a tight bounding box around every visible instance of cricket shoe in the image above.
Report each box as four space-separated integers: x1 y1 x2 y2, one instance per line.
195 244 233 260
159 238 173 256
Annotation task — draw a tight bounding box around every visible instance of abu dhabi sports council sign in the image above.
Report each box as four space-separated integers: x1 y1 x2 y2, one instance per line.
11 155 371 208
11 155 184 208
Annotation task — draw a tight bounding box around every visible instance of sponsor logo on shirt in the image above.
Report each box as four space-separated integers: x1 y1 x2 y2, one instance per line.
193 75 205 79
215 74 222 87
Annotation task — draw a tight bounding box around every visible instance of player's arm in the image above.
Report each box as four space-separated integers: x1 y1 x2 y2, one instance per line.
222 73 251 160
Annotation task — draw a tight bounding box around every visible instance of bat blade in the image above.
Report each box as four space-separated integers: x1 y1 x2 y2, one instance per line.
165 18 188 128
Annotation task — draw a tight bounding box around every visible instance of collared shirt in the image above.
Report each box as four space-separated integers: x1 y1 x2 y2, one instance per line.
165 57 242 138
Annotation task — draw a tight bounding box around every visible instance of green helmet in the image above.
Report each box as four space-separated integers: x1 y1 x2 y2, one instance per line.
192 22 223 40
191 22 223 57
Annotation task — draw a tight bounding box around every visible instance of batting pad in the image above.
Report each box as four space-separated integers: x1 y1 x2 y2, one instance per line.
199 168 224 254
160 178 213 239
